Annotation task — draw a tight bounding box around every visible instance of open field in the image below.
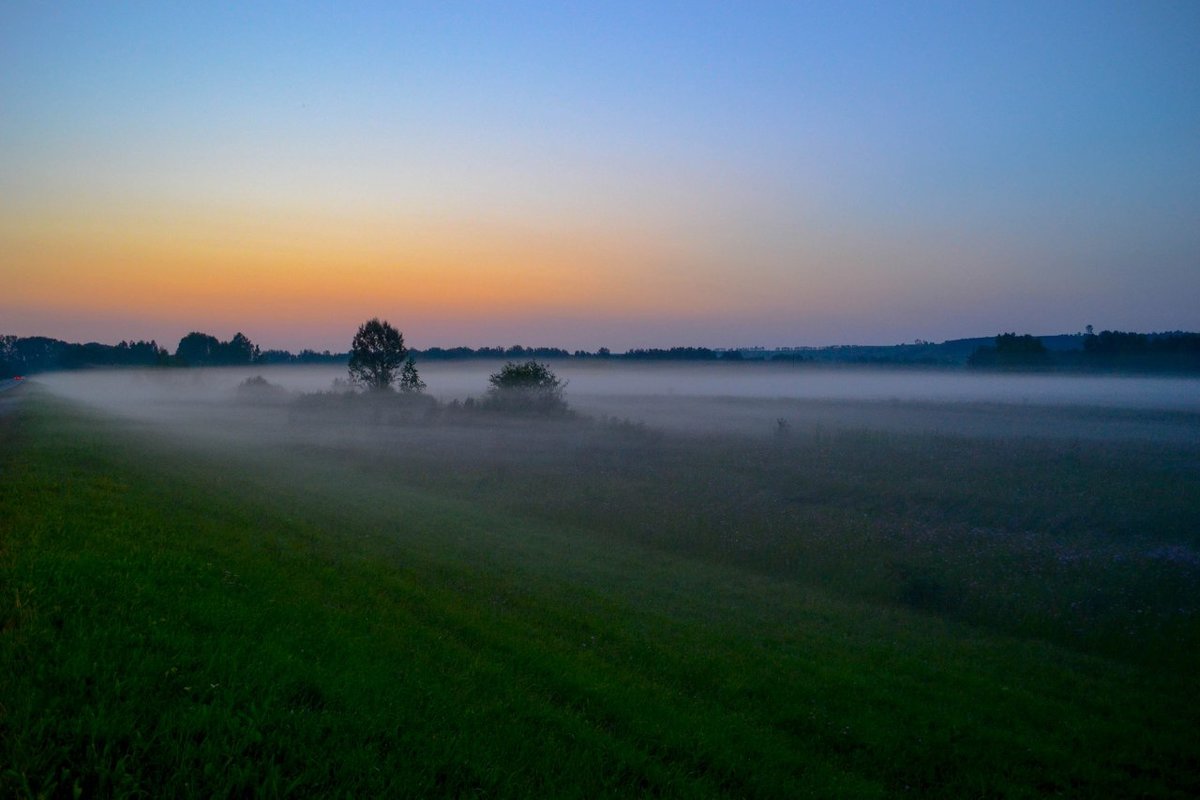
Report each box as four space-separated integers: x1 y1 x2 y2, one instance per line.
3 380 1199 797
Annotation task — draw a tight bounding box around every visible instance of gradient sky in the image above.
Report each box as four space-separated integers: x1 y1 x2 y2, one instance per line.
2 1 1198 351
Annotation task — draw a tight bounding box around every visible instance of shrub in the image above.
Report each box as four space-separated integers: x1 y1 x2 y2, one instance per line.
235 375 287 403
484 360 569 415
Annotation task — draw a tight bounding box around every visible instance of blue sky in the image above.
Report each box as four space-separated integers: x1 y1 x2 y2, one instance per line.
2 1 1198 349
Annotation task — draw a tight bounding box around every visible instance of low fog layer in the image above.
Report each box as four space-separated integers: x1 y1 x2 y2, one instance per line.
34 363 1200 445
23 360 1200 689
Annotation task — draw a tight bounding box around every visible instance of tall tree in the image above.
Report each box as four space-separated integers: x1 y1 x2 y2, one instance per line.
348 318 423 392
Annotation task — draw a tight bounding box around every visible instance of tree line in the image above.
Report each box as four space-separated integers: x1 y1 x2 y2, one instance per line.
0 332 346 375
6 327 1200 377
1 336 169 376
968 330 1200 371
1 333 751 376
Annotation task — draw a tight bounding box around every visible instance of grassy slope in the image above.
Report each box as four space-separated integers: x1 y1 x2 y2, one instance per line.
2 393 1198 797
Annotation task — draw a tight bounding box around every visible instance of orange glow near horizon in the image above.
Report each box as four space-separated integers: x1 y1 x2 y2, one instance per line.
3 199 753 339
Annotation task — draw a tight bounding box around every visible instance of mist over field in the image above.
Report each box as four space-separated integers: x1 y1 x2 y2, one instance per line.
8 358 1200 796
36 362 1200 444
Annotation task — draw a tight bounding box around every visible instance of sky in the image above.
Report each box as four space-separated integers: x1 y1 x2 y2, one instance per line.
2 1 1198 352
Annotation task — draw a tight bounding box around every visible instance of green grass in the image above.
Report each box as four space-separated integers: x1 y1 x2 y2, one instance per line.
2 391 1198 797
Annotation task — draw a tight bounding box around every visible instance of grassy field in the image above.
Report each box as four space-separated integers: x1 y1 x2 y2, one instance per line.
2 387 1199 797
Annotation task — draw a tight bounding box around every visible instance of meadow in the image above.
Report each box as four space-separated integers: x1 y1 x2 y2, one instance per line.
2 375 1199 797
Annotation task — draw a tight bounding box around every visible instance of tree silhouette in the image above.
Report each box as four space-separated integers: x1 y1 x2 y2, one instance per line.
485 360 568 414
968 333 1048 368
348 318 424 392
225 332 261 364
175 332 221 366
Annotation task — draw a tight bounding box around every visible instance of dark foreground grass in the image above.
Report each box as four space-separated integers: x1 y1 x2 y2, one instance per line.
2 392 1198 797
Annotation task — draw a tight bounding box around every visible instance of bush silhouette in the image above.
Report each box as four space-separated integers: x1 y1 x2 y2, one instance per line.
484 360 568 415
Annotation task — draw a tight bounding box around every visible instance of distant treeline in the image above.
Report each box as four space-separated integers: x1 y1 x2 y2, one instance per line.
419 345 742 360
968 331 1200 372
173 332 346 367
5 328 1199 376
418 345 576 360
0 334 750 375
0 332 345 376
1 336 170 375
